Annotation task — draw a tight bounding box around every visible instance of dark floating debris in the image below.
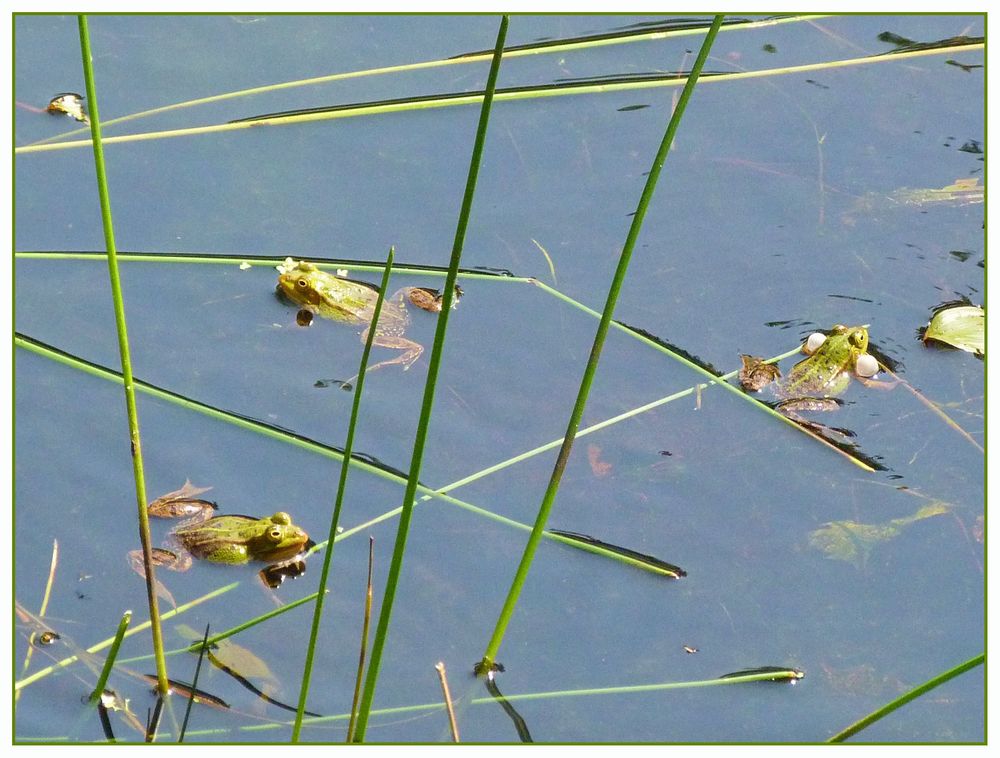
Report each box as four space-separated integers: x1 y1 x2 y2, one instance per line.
450 16 756 59
877 31 915 47
877 33 983 54
946 59 984 72
826 293 875 303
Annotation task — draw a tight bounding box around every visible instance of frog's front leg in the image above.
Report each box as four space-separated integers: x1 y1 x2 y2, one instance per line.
856 375 899 391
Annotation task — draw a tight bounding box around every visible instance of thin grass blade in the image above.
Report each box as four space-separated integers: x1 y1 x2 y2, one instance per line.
350 15 510 742
88 610 132 704
76 14 168 695
477 14 725 673
827 653 984 742
178 623 210 742
291 250 397 741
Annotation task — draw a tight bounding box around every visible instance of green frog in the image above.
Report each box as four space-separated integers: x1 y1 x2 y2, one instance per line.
741 325 884 427
128 481 311 578
276 258 459 384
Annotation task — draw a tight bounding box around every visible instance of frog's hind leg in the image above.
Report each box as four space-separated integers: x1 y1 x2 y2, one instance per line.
334 286 441 390
776 398 857 440
337 331 424 391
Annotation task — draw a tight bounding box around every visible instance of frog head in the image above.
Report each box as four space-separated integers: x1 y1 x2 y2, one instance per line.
243 512 311 563
276 261 324 308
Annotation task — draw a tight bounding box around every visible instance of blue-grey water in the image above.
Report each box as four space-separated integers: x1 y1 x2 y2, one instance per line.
15 14 983 742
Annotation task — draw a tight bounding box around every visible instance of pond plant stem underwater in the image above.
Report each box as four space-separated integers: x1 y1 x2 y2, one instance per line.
77 14 170 698
476 14 725 674
350 15 509 742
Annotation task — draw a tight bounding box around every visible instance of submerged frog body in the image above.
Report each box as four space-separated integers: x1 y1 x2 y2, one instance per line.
129 481 311 580
742 325 883 429
276 259 459 385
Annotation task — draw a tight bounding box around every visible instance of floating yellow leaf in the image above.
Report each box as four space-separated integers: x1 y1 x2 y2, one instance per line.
924 304 984 356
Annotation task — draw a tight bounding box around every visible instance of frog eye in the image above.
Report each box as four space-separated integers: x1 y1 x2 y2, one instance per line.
296 278 309 290
268 526 283 542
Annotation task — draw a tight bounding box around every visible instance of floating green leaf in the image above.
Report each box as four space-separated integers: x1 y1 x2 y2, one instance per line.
924 304 984 356
809 502 950 568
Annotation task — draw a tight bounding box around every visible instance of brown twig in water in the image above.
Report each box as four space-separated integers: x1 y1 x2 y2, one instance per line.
882 367 983 453
435 662 460 742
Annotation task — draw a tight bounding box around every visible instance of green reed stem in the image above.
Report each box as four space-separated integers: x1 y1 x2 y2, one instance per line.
87 610 132 704
77 14 169 697
478 14 725 672
291 249 396 742
351 15 509 742
14 250 524 282
178 623 210 742
185 591 322 656
828 652 984 742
